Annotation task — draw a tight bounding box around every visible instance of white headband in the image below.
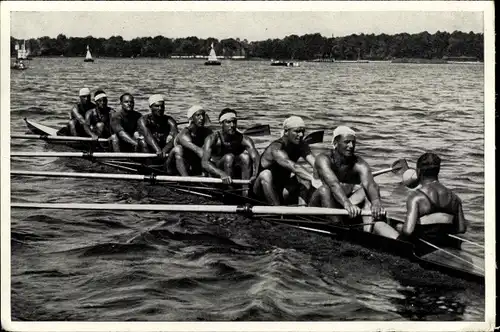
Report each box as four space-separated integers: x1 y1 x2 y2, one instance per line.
94 93 107 101
187 105 205 119
148 94 165 106
219 112 237 123
331 126 356 144
79 88 90 96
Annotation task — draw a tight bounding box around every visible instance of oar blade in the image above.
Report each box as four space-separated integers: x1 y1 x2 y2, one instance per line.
243 124 271 136
391 158 409 175
304 130 324 144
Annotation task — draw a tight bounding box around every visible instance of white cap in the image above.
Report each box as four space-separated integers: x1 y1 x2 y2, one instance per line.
187 105 205 119
79 88 90 96
283 116 305 130
148 94 165 106
332 126 356 144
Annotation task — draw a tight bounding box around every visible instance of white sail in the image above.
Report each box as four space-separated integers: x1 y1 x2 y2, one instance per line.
207 43 218 61
85 45 93 60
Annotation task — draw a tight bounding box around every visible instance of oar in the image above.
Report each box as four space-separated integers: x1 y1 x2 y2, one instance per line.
241 124 271 136
11 134 110 143
304 130 324 144
447 234 484 248
11 152 158 159
11 202 378 216
373 158 409 176
11 170 251 185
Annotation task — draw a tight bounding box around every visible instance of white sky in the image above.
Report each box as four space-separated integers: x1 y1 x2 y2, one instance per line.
8 2 485 41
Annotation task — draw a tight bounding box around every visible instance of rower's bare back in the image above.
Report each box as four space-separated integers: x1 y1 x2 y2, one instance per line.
416 182 461 216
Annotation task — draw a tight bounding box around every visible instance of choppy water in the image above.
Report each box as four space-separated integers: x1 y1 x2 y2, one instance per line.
10 58 485 321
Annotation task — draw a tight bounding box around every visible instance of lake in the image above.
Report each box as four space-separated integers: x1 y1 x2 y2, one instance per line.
9 58 485 322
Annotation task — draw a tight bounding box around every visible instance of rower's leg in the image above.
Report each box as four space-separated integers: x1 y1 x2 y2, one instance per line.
308 185 334 208
238 152 252 179
217 154 235 177
372 222 399 239
110 134 121 152
68 119 79 136
252 170 281 206
283 177 301 205
94 122 105 137
173 145 189 176
359 196 374 233
238 152 252 197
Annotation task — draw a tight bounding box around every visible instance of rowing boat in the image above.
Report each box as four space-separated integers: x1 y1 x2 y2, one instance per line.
16 118 485 282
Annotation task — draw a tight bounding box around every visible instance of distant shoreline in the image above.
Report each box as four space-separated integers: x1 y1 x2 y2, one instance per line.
14 56 484 65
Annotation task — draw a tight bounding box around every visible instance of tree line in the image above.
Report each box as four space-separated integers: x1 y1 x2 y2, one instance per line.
11 30 483 61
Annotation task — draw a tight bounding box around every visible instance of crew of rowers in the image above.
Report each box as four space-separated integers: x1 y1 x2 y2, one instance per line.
68 87 468 244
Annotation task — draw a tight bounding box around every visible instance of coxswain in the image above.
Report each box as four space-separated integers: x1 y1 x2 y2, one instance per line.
387 152 468 244
137 94 178 160
85 90 113 138
110 93 143 152
201 108 259 187
67 87 96 138
251 116 317 206
169 105 213 176
309 126 386 229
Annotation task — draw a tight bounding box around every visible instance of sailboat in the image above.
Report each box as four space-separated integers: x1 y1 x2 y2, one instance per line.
84 45 94 62
204 43 221 66
12 42 29 70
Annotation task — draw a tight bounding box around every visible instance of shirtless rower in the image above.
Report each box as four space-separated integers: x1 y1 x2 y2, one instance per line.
381 152 467 244
201 108 259 187
251 116 317 206
67 87 96 138
137 94 178 160
85 90 113 138
309 126 385 229
110 93 143 152
170 105 213 176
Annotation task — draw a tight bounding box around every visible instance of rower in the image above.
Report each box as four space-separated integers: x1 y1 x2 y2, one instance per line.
169 105 213 176
309 126 386 229
251 116 317 206
67 87 96 138
201 108 259 187
85 90 113 138
137 94 178 160
110 93 143 152
391 152 467 244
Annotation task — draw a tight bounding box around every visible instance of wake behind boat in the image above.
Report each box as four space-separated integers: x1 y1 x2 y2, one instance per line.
11 118 485 282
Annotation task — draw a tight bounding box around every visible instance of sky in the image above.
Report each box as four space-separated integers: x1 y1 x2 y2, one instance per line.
8 3 486 41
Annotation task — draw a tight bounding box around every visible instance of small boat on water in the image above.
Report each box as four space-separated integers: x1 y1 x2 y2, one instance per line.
270 60 299 67
84 45 94 62
204 43 221 66
12 42 30 70
14 118 485 283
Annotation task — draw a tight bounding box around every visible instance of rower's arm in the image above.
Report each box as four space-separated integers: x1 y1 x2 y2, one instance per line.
161 117 178 154
273 149 312 182
178 131 203 157
109 112 137 147
201 134 227 178
82 110 98 137
454 197 467 234
71 105 86 125
315 154 351 207
242 135 260 178
357 160 382 204
402 194 419 236
137 117 161 153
